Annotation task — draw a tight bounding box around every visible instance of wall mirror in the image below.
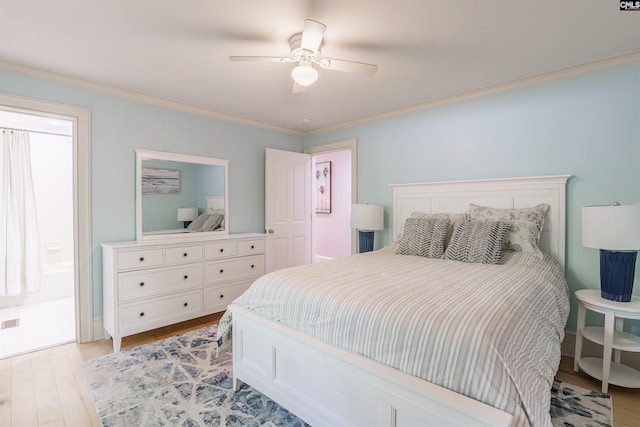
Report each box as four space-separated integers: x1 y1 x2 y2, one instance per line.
135 149 229 240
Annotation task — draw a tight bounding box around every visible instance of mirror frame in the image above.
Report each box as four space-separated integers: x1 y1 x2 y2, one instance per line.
135 149 229 240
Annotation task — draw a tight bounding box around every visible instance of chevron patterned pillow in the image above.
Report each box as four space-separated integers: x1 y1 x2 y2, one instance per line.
410 212 467 248
397 217 450 258
443 220 511 264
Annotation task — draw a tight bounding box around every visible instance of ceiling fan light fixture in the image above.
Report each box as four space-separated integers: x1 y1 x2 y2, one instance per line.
291 64 318 86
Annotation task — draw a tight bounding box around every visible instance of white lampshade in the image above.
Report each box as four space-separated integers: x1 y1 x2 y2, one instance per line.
582 203 640 250
291 65 318 86
177 207 198 222
350 204 384 231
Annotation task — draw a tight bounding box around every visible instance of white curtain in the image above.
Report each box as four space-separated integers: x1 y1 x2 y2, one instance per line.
1 128 42 296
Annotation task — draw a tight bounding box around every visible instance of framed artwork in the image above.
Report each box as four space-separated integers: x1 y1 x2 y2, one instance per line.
141 167 180 194
314 161 331 213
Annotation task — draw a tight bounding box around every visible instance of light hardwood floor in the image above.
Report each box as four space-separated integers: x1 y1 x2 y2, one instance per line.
1 313 638 427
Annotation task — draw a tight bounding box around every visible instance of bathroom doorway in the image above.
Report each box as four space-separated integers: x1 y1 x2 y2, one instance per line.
0 110 75 358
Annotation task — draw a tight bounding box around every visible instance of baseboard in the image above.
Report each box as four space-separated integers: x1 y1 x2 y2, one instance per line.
563 329 640 371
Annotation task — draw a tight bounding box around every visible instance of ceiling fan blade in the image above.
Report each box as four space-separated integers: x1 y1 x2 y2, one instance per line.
300 19 326 52
292 81 308 94
229 56 288 62
320 58 378 76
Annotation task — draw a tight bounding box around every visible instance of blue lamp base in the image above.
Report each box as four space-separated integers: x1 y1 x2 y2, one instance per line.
599 249 637 302
182 221 192 229
358 230 375 253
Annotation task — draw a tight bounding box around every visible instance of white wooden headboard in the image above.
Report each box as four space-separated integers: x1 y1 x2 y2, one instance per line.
206 196 225 211
390 175 571 268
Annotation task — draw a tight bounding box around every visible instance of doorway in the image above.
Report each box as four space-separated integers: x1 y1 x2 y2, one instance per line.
306 138 357 262
0 110 76 358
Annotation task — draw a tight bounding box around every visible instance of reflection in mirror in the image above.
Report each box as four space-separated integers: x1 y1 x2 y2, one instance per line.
135 149 229 240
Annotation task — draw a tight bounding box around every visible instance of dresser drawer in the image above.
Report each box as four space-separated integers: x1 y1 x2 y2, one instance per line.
205 255 264 284
119 263 202 302
237 239 265 256
165 245 203 264
117 249 163 271
204 282 251 313
204 241 237 259
120 290 203 335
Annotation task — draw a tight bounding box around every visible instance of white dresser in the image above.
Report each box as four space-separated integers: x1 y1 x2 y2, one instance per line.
102 233 265 352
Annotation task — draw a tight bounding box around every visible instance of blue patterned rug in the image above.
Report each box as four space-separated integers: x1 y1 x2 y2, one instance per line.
81 325 611 427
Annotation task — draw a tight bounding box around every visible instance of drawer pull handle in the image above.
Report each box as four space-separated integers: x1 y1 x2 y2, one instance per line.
220 248 224 253
183 252 188 257
139 282 145 287
139 257 145 262
139 312 145 317
220 294 224 299
183 275 188 279
219 269 224 274
183 302 188 307
251 245 255 249
251 264 255 268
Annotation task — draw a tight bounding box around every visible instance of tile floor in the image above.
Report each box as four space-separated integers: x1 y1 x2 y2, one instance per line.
0 296 75 359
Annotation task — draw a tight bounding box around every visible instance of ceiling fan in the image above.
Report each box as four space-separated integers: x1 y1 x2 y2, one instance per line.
229 19 378 93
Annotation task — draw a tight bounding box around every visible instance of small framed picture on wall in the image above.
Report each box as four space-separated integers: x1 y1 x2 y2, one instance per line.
314 161 331 213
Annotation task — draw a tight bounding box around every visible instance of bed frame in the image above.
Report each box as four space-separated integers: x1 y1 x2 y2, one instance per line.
230 175 571 427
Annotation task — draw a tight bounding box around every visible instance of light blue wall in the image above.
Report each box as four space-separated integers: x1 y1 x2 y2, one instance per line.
3 64 639 332
304 64 640 331
1 71 302 317
141 160 200 231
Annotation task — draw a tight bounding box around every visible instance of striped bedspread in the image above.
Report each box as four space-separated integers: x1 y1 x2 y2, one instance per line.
221 246 569 427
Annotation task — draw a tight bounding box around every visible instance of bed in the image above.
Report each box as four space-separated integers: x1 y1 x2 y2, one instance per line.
223 175 571 427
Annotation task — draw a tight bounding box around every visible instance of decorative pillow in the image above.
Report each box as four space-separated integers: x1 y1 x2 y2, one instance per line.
201 213 224 231
410 212 467 248
206 207 225 216
396 217 450 258
468 203 549 258
186 211 208 231
443 220 511 264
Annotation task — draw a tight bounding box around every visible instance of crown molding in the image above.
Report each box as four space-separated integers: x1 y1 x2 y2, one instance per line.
3 51 639 138
0 60 303 136
305 50 640 136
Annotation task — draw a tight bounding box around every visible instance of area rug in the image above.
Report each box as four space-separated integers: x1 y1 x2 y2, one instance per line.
550 379 612 427
81 325 612 427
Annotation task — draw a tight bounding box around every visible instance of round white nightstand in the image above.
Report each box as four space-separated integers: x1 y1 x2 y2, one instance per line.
574 289 640 393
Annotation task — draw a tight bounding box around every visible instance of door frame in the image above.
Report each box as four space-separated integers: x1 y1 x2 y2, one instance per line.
0 93 93 343
304 138 358 254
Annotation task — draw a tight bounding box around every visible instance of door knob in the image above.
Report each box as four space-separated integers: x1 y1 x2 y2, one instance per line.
267 229 274 234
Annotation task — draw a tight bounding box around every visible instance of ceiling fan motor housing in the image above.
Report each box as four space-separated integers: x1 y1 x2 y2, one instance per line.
289 33 320 61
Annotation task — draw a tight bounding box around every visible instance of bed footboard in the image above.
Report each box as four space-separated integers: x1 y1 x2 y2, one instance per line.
229 304 512 427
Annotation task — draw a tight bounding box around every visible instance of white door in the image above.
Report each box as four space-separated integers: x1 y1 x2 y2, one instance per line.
265 148 311 273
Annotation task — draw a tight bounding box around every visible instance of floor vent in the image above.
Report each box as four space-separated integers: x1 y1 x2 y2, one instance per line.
1 319 19 329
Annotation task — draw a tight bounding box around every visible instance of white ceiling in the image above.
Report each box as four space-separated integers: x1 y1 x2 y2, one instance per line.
1 1 639 133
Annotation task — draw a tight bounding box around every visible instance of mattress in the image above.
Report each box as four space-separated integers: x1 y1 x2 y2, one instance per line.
219 246 570 427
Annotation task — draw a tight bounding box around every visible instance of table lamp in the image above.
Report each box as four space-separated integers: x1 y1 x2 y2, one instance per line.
177 207 198 228
350 203 384 253
582 203 640 302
